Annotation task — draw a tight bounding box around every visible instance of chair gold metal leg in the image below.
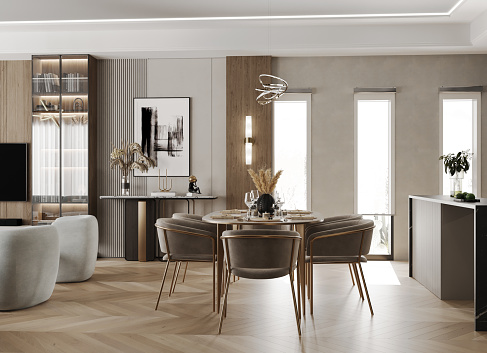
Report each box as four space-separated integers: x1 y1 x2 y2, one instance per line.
296 263 304 319
352 263 364 300
289 273 301 336
289 272 301 336
182 262 189 283
310 259 314 315
218 270 231 334
212 258 216 312
307 262 311 299
169 261 181 296
348 263 355 286
358 262 374 315
155 261 171 310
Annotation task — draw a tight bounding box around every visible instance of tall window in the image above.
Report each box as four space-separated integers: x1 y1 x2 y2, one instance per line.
440 92 481 196
354 93 395 257
273 93 311 210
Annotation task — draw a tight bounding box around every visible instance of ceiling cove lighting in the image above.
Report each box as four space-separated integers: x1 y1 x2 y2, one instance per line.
0 0 466 25
244 115 253 165
256 74 288 106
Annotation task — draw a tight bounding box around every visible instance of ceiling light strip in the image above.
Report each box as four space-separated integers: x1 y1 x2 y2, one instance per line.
0 0 466 26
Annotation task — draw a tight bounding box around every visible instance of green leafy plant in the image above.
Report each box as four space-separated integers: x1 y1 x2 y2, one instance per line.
439 150 472 176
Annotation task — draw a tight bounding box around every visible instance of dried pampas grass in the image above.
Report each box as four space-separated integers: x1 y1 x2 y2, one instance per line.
248 168 283 194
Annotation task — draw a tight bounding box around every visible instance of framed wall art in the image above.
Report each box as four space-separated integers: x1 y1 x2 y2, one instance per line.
133 97 190 177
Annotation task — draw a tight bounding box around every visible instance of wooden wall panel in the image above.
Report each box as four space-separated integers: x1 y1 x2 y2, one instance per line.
226 56 272 209
0 61 32 224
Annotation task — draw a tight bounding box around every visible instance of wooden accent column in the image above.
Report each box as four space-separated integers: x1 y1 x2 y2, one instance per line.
0 61 32 224
226 56 272 209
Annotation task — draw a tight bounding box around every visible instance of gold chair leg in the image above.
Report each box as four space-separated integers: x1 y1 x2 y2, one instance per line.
348 263 355 286
310 260 314 315
358 262 374 315
155 261 171 310
307 262 311 299
169 261 181 296
289 273 301 336
212 258 216 312
182 262 189 283
352 263 364 300
296 264 301 318
218 270 232 334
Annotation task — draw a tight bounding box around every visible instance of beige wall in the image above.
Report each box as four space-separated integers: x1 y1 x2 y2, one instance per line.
273 54 487 260
146 58 226 214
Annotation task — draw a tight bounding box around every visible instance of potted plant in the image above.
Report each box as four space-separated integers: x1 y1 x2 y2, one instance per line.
439 150 472 197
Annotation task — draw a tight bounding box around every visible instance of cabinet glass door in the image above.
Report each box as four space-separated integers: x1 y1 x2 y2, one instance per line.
61 55 89 216
32 55 61 225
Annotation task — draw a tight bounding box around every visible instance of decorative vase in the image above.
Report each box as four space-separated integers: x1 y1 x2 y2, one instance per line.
121 175 130 196
257 193 275 215
449 171 464 197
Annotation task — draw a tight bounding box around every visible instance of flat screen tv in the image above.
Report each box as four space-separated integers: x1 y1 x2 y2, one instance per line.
0 143 27 201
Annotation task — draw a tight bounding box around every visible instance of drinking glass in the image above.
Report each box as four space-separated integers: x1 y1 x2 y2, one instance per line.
250 190 259 216
244 192 253 220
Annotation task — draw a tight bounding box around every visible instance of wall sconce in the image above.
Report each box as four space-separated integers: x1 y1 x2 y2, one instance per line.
244 115 254 165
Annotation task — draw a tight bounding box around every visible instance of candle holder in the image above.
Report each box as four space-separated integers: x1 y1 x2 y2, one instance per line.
158 169 172 192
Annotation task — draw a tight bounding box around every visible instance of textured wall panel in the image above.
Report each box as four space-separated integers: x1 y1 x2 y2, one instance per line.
226 56 272 210
97 59 147 257
0 61 32 224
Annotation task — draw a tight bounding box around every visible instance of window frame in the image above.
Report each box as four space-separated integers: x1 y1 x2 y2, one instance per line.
353 92 396 216
272 93 312 210
439 92 481 196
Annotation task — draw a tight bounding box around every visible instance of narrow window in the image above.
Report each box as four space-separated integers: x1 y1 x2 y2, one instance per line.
273 93 311 210
355 93 395 257
440 93 481 196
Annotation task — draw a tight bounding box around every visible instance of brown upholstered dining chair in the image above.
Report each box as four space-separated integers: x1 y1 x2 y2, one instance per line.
218 229 301 335
154 217 217 311
306 219 375 315
169 213 217 288
304 214 363 289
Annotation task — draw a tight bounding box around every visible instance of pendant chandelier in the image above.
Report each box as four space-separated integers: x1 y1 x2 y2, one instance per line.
255 74 288 105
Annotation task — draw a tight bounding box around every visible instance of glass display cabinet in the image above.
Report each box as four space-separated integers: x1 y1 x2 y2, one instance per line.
31 55 97 225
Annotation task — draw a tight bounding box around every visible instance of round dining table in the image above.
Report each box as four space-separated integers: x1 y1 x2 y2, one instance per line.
203 210 324 316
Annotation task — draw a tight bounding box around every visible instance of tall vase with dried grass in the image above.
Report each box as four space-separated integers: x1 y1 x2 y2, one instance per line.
248 168 283 215
110 141 156 195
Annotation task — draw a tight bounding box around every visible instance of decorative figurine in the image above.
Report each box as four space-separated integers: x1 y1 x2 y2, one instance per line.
188 175 201 194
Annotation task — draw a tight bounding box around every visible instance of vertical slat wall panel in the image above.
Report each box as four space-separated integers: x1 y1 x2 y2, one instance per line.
97 59 147 257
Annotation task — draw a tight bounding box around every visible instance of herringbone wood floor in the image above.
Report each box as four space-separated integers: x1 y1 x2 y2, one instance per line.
1 259 486 352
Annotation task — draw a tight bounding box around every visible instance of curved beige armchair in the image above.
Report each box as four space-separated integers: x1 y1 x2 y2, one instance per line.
0 226 59 310
52 215 99 283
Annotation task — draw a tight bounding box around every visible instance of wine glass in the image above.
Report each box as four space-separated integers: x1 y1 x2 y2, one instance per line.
244 192 253 220
250 190 259 215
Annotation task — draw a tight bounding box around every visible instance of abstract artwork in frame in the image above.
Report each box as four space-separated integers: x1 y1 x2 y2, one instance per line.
133 97 190 177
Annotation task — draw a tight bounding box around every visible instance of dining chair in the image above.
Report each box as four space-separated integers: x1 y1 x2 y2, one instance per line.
304 214 363 289
306 219 375 315
218 229 301 335
170 213 217 286
154 217 217 311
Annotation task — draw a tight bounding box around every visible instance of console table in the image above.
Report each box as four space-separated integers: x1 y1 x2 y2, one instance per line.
409 195 487 331
100 195 217 261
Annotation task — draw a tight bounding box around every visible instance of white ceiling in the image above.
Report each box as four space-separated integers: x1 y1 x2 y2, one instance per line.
1 0 487 59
